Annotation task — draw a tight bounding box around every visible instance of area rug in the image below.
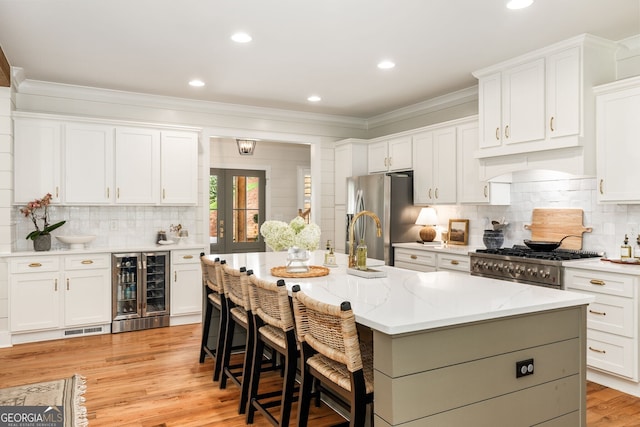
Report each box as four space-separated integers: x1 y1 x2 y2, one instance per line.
0 374 87 426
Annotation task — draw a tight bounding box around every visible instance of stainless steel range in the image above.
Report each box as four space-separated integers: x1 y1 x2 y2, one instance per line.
470 245 603 290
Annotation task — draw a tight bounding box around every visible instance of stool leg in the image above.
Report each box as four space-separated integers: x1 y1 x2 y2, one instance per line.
278 334 297 427
220 319 236 390
213 304 227 382
246 333 265 424
296 345 314 427
199 297 213 363
238 320 255 414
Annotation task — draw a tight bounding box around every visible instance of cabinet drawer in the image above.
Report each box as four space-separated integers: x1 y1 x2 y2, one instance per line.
437 254 470 272
564 268 635 298
395 261 436 273
394 249 436 269
172 249 202 264
587 329 636 380
10 257 60 274
64 253 110 270
585 294 634 337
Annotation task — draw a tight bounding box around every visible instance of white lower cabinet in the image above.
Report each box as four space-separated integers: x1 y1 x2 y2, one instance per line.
564 267 638 381
394 244 470 273
9 254 111 337
170 249 203 317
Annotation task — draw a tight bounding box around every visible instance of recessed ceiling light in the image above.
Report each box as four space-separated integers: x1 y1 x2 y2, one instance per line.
231 32 252 43
506 0 534 9
189 79 205 87
377 60 396 70
307 95 321 102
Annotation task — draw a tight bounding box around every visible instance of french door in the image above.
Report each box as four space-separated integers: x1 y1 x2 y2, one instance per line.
209 168 266 254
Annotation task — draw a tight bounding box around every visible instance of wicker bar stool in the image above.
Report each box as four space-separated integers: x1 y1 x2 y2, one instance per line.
291 285 374 427
198 255 228 382
246 275 298 426
219 264 255 415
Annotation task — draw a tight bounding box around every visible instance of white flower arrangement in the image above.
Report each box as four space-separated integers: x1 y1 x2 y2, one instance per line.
260 216 321 251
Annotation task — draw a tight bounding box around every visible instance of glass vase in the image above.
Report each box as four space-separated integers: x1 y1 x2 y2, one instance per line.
286 247 311 273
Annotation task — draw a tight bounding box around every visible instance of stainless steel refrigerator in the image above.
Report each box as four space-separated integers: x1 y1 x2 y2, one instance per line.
345 172 420 265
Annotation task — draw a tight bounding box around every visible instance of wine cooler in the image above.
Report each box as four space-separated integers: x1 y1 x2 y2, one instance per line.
112 252 170 333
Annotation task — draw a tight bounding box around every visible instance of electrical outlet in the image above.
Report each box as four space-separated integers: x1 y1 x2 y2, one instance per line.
516 358 534 378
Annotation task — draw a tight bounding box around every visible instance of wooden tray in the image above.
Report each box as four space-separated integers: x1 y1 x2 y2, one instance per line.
270 265 330 278
602 258 640 265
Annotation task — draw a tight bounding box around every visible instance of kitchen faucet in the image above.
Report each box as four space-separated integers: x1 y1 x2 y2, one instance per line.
348 210 382 268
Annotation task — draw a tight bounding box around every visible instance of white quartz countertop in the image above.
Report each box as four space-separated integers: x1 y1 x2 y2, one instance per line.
210 250 593 336
563 257 640 275
1 243 207 257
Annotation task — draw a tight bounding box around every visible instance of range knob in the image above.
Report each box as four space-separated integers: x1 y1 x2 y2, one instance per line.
527 268 537 277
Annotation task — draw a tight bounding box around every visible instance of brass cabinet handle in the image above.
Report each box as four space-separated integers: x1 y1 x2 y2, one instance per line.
589 346 606 354
435 188 439 199
549 116 555 132
495 127 500 140
117 188 120 199
174 272 177 281
54 278 58 291
589 309 606 316
183 255 194 259
67 277 70 291
56 186 59 198
107 187 110 198
81 260 94 265
410 255 418 260
450 260 459 265
599 179 604 195
428 188 432 199
590 279 606 286
163 188 166 199
504 125 510 139
484 185 488 198
28 262 42 268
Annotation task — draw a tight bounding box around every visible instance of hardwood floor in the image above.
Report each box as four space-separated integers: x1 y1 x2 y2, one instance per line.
0 323 639 426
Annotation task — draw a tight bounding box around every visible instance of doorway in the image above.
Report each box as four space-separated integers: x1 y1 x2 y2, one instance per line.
209 168 266 254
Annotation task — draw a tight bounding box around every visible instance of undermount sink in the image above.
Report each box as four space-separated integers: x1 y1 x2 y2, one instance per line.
55 235 97 249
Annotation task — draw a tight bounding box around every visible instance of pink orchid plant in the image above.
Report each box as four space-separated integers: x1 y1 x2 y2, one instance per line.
20 193 66 240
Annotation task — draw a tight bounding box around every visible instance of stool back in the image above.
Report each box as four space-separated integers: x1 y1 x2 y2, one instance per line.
200 255 223 294
291 288 362 373
248 276 294 333
221 264 250 310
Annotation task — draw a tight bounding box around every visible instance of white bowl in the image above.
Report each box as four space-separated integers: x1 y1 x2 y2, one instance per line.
55 235 97 249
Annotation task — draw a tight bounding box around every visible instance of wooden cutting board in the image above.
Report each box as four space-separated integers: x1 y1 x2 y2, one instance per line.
523 208 593 250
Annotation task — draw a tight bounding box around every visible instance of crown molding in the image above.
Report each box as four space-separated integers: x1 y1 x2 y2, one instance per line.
14 76 368 130
365 86 478 129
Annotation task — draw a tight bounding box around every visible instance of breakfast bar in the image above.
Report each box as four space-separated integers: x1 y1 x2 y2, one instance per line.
210 250 594 426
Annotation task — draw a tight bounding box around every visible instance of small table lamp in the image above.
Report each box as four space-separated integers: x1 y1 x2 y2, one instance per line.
415 207 438 242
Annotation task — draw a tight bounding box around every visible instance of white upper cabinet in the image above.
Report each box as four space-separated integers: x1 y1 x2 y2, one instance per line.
13 118 62 204
457 120 510 205
114 127 160 204
595 77 640 203
64 123 115 204
413 126 456 205
334 140 368 206
160 131 198 205
473 34 617 160
368 136 412 173
13 114 200 206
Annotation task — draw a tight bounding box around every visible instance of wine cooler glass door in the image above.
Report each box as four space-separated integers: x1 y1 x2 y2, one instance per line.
143 252 170 316
113 254 141 320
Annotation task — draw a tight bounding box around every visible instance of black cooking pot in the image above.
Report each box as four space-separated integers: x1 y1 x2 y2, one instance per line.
523 235 579 251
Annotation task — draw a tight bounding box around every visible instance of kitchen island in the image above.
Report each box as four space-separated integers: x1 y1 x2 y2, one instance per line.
210 250 593 426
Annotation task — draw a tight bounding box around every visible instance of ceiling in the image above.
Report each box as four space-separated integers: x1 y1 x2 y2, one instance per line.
0 0 639 119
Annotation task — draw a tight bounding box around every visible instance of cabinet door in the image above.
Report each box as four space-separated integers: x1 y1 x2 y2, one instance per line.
596 87 640 202
13 118 62 203
64 123 114 204
457 122 486 203
160 131 198 204
477 72 502 149
432 127 457 204
368 140 389 173
171 251 202 316
10 272 61 332
412 131 433 204
388 137 412 171
502 58 546 145
64 268 111 327
547 47 581 139
115 127 160 204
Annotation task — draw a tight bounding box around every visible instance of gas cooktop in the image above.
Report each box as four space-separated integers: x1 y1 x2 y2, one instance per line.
475 245 603 261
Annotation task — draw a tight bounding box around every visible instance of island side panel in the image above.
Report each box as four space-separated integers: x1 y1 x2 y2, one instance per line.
372 306 588 427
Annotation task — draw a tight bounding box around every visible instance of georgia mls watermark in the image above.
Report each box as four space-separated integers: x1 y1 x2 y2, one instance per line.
0 405 64 427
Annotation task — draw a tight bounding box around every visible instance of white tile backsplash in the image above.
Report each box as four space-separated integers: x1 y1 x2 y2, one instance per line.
12 205 197 252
